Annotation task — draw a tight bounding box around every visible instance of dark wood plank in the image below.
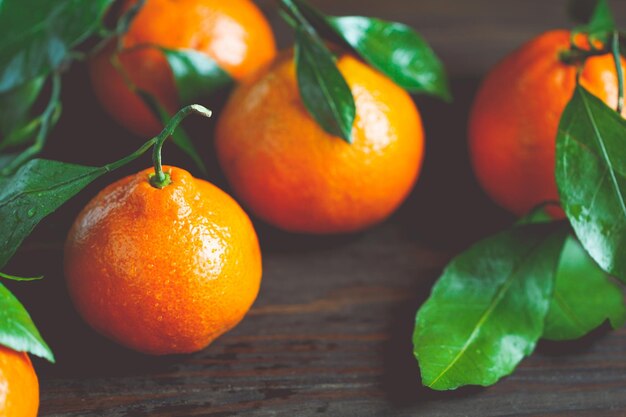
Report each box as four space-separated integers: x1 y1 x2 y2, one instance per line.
6 0 626 415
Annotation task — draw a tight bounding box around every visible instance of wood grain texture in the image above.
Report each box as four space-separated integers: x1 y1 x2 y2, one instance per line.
5 0 626 415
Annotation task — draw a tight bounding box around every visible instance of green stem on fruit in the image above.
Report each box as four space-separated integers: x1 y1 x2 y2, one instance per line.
559 45 610 65
147 104 212 189
611 31 624 114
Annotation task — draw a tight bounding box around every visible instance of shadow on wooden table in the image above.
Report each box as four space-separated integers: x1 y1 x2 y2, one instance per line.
395 77 513 250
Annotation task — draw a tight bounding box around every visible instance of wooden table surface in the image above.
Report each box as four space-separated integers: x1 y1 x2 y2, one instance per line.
7 0 626 415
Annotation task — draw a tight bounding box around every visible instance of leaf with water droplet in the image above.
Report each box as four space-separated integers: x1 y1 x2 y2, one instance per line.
0 159 107 270
0 105 206 271
556 86 626 283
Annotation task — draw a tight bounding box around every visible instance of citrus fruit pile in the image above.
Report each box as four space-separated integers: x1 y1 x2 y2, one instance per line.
1 0 626 412
59 0 444 362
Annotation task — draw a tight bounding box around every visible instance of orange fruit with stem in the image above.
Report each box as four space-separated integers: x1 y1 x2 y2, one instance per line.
89 0 277 137
0 346 39 417
64 107 262 354
64 166 262 355
469 30 626 217
215 51 424 234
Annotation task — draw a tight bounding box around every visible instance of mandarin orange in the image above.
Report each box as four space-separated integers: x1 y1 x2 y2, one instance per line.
0 346 39 417
64 166 262 355
215 52 424 234
90 0 277 137
469 30 626 217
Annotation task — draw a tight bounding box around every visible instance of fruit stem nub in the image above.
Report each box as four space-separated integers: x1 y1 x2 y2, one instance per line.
149 104 212 189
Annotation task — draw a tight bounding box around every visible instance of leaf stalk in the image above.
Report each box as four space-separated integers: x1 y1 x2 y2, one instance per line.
147 104 211 189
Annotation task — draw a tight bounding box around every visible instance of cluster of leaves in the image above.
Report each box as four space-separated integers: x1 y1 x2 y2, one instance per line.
413 0 626 391
0 0 225 363
278 0 451 143
0 0 112 173
0 0 121 364
116 40 232 175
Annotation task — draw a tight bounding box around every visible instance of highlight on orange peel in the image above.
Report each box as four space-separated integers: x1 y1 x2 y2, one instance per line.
64 166 262 355
216 51 425 234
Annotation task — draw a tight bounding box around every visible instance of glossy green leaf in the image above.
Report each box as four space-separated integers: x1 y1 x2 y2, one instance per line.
0 282 54 362
0 75 62 175
327 16 451 100
136 90 208 175
162 48 232 105
0 105 208 275
0 0 114 93
0 272 43 282
569 0 614 32
517 204 556 225
413 223 568 390
587 0 614 33
0 76 45 139
110 53 207 174
295 27 356 143
556 86 626 282
543 236 626 340
284 0 450 100
0 159 106 270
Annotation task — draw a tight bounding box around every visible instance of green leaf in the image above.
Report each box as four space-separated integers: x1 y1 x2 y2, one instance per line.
295 27 356 143
161 48 232 105
0 282 54 362
413 222 568 390
0 272 43 282
587 0 615 33
110 53 207 174
136 90 208 175
0 0 114 93
543 236 626 340
556 85 626 283
0 74 62 160
517 204 556 225
283 0 450 100
327 16 451 101
0 105 209 273
0 76 45 139
0 159 106 270
0 74 63 175
569 0 614 33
